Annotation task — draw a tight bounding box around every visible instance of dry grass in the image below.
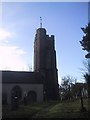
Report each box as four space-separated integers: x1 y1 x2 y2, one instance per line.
2 98 89 119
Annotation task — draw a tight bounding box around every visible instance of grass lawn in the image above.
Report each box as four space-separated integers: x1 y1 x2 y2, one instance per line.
2 98 89 119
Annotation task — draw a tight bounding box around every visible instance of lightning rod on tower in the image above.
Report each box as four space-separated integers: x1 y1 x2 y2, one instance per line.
40 17 42 28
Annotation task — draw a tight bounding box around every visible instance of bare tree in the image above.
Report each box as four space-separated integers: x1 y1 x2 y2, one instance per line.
60 75 77 100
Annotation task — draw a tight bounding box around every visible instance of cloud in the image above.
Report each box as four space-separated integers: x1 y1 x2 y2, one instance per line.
0 28 12 42
0 45 28 71
0 28 30 71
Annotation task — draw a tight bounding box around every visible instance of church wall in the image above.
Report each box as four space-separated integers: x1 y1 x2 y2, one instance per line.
2 83 43 104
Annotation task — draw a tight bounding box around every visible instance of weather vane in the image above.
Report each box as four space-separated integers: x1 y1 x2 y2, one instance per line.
40 17 42 28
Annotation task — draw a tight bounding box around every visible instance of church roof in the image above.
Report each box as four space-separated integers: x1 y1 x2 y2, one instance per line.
2 71 43 84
